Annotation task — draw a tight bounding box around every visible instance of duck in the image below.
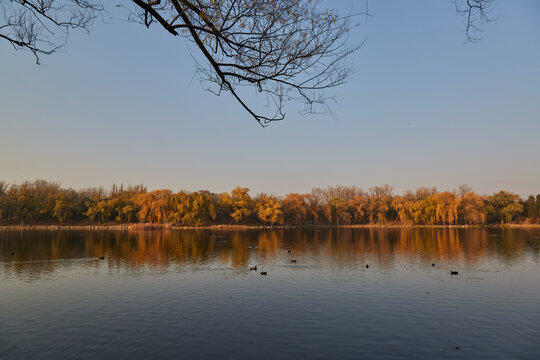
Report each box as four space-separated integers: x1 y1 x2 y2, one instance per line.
287 250 292 253
450 270 458 275
291 259 297 263
249 266 257 271
365 264 369 269
11 252 15 256
99 256 105 260
432 263 435 267
260 271 267 275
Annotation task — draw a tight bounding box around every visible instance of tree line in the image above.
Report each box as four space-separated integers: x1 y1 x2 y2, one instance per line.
0 181 538 226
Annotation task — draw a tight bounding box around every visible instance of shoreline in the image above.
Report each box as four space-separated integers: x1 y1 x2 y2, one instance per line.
1 223 539 231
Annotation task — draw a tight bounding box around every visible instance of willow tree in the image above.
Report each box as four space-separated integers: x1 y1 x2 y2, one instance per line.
433 192 460 225
219 187 251 223
459 192 485 225
2 0 495 125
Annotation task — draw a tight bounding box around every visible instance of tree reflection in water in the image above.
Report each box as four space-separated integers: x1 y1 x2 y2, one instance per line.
1 228 539 281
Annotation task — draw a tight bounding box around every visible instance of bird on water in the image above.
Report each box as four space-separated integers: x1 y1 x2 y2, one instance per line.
249 266 257 271
365 264 369 269
450 271 458 275
260 271 267 276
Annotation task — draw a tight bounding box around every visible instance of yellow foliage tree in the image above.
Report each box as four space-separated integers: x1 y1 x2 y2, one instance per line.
135 190 172 223
255 193 283 225
459 192 486 224
219 187 252 223
433 192 460 224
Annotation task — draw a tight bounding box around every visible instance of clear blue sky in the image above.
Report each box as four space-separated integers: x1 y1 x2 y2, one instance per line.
1 0 539 197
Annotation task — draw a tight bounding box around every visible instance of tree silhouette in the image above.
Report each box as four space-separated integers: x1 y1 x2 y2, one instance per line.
1 0 495 125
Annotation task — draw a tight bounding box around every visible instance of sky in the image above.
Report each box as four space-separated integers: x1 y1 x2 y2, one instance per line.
1 0 539 197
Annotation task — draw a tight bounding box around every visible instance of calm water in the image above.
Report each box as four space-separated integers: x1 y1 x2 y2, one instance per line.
1 228 539 359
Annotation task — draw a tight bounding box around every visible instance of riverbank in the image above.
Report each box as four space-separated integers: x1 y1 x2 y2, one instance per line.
1 223 539 231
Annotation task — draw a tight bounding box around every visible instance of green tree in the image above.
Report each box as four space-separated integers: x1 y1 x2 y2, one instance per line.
485 191 524 224
524 195 538 218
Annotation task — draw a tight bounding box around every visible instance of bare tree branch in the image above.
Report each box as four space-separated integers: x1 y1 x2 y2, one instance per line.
0 0 497 125
452 0 495 42
121 0 363 126
0 0 103 63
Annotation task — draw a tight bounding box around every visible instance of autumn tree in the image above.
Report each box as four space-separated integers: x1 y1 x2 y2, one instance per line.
349 193 368 224
433 192 460 225
0 178 534 227
411 197 437 225
219 187 252 223
282 193 309 226
135 189 172 223
85 188 113 224
485 191 524 224
53 190 77 224
366 185 393 224
392 194 415 225
324 197 351 226
168 190 216 226
458 192 486 225
6 180 61 224
319 186 359 225
108 185 146 222
254 193 283 225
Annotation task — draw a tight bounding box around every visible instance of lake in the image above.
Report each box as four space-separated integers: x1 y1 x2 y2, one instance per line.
1 228 539 359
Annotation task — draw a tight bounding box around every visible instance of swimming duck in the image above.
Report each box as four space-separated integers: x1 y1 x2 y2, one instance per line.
450 271 458 275
365 264 369 269
249 266 257 271
291 259 297 263
260 271 267 275
99 256 105 260
432 263 435 267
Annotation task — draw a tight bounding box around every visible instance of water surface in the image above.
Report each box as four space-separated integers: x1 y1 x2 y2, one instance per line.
1 228 539 359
